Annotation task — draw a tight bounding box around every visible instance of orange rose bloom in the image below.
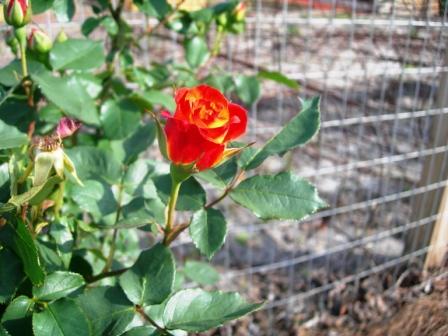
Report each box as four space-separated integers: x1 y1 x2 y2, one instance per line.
164 85 247 171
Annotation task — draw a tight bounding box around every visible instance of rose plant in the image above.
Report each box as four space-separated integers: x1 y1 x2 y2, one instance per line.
0 0 325 335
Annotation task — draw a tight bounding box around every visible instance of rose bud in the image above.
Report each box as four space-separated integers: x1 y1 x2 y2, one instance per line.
55 30 68 43
3 0 31 28
163 85 247 171
28 28 53 54
56 117 81 139
33 118 83 187
234 2 247 22
6 31 20 55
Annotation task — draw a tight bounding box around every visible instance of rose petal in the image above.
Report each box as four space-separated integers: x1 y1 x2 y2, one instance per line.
198 124 229 144
224 103 248 142
165 116 225 171
196 143 225 171
165 117 204 165
56 117 81 138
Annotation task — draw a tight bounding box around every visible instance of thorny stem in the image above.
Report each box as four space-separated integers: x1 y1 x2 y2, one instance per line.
19 41 28 78
211 29 225 56
102 166 127 273
163 222 189 246
54 181 65 219
17 162 34 184
135 306 171 335
87 267 128 283
205 169 245 208
138 0 187 39
18 32 33 107
99 0 125 101
163 178 182 245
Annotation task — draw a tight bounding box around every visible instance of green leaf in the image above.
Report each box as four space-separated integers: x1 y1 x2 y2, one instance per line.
50 39 105 71
134 0 171 18
52 0 76 22
66 147 122 184
185 36 210 69
70 179 117 219
33 299 91 336
196 158 237 189
184 261 220 286
0 217 45 285
77 286 134 336
112 197 165 229
36 240 65 273
100 99 141 140
230 172 326 220
81 17 102 36
33 271 85 301
0 60 45 87
163 289 262 332
0 325 10 336
154 175 206 211
257 70 299 89
123 159 157 199
189 208 227 259
49 218 74 269
0 249 24 303
204 74 234 94
243 96 320 170
121 326 159 336
121 122 157 163
9 175 62 207
72 73 102 99
234 75 260 105
141 90 176 113
0 164 10 204
32 71 100 125
32 0 55 14
119 243 175 306
0 119 28 150
101 16 119 35
1 296 34 335
0 100 34 132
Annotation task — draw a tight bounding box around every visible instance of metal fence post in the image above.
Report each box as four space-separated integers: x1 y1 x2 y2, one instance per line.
404 45 448 256
424 182 448 269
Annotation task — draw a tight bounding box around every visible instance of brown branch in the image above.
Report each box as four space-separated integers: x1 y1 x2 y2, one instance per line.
163 222 189 246
205 169 245 209
86 267 128 283
138 0 187 39
135 305 171 335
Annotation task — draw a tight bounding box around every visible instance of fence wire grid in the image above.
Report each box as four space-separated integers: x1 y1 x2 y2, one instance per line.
1 0 448 334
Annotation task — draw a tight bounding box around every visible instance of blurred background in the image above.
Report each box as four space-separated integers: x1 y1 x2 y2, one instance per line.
1 0 447 334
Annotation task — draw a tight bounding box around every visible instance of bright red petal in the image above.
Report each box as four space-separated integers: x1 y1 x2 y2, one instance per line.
224 103 247 142
173 88 191 121
196 85 228 107
196 142 225 171
165 117 203 165
198 124 229 144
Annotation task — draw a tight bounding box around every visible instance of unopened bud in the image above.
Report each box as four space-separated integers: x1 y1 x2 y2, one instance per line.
3 0 31 28
6 32 19 55
56 117 81 139
28 28 53 54
234 2 246 22
217 13 228 26
55 30 68 43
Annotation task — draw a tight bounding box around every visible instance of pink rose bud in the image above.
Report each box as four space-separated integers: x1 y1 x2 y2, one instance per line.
3 0 32 28
28 28 53 54
56 117 81 139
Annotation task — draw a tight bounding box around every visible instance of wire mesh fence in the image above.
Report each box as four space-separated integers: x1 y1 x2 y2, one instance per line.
1 0 447 333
